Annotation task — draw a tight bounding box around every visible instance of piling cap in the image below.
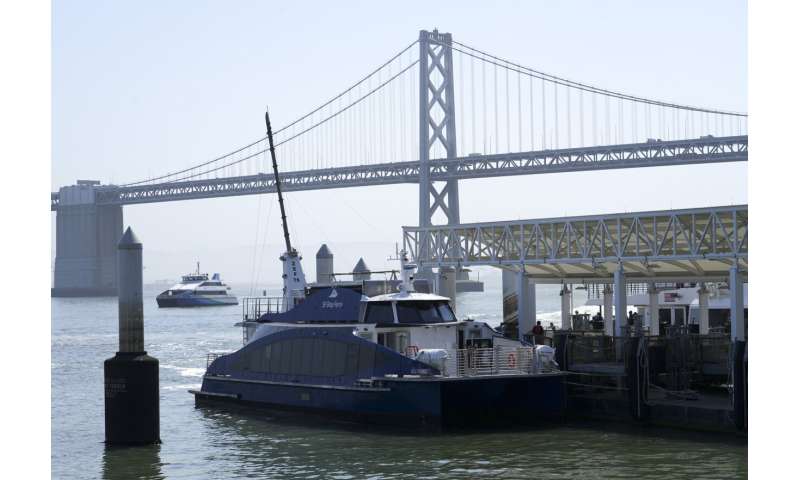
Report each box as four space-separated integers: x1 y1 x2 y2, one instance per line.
353 258 369 273
316 244 333 259
118 227 142 250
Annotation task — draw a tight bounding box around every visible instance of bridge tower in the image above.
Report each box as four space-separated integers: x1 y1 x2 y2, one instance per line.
52 181 122 296
418 29 460 228
418 30 459 283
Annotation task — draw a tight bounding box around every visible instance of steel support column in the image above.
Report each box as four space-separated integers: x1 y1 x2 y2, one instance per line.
603 285 614 336
614 264 627 337
648 282 660 336
730 266 745 341
529 276 537 333
516 269 533 341
698 282 710 335
560 285 572 330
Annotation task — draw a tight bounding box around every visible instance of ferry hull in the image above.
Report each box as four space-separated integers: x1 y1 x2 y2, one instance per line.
193 373 566 429
156 295 238 308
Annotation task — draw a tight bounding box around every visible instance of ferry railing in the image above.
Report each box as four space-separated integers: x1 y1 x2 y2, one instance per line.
242 296 284 322
206 352 226 369
452 346 538 377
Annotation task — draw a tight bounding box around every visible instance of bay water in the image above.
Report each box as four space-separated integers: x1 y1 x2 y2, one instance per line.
52 281 746 479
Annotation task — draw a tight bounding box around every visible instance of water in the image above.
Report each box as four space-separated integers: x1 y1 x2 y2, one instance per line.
52 283 746 479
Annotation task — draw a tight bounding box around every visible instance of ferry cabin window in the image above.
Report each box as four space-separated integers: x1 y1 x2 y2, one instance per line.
240 337 371 379
394 301 453 324
365 302 395 324
437 303 456 322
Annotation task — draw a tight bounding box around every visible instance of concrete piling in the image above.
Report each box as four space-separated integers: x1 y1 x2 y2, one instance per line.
516 270 534 341
104 227 160 445
436 266 457 312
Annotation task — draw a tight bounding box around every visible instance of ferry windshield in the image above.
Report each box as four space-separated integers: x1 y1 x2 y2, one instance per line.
395 301 455 324
364 302 394 324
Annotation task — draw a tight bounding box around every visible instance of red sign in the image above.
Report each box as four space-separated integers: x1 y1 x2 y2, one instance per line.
664 292 680 302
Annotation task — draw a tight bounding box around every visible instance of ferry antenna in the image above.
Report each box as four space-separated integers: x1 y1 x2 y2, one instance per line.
265 110 294 255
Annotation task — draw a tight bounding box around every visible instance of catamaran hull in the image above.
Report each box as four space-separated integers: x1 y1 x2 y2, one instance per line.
192 373 566 428
156 295 238 308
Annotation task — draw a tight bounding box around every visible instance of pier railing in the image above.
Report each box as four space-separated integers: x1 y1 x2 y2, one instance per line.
568 334 629 365
646 334 731 388
585 282 711 301
563 332 735 405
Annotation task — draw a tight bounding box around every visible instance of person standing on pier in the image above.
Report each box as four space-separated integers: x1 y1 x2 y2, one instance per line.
532 321 545 345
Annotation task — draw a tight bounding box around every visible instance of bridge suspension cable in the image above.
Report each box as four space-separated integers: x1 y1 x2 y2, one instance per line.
121 40 420 186
452 40 747 116
115 33 747 189
450 39 747 156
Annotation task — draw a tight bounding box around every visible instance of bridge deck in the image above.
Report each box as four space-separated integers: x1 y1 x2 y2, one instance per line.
51 136 747 210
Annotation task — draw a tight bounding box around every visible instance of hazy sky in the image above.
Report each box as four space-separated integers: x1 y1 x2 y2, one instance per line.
52 0 747 285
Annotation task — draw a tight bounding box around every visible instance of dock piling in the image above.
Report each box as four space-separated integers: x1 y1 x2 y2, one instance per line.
104 227 160 445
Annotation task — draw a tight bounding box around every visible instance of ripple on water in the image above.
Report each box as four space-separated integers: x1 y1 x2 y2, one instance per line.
52 288 747 480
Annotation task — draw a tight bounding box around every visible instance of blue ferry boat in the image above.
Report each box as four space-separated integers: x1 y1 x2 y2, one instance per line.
193 253 565 428
156 266 238 307
190 112 566 428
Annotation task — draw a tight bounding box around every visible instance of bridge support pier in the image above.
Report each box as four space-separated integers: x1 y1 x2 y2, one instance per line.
53 184 122 297
516 270 534 341
435 266 457 312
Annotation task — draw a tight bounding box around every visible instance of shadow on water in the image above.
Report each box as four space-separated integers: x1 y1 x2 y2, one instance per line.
193 401 745 445
191 403 747 480
102 444 165 480
193 401 573 438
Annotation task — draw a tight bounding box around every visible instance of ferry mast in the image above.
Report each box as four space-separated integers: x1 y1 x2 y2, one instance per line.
265 111 294 255
265 111 306 311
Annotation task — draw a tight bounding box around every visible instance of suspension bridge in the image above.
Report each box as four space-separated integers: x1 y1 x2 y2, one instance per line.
51 29 748 296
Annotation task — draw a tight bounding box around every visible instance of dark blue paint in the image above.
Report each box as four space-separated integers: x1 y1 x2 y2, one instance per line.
199 327 566 427
258 287 362 323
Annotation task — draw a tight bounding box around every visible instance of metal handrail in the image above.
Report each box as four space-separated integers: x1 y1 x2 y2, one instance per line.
451 346 539 377
242 296 284 321
206 352 227 369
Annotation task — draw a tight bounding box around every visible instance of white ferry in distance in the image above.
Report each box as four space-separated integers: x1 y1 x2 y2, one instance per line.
156 264 238 307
